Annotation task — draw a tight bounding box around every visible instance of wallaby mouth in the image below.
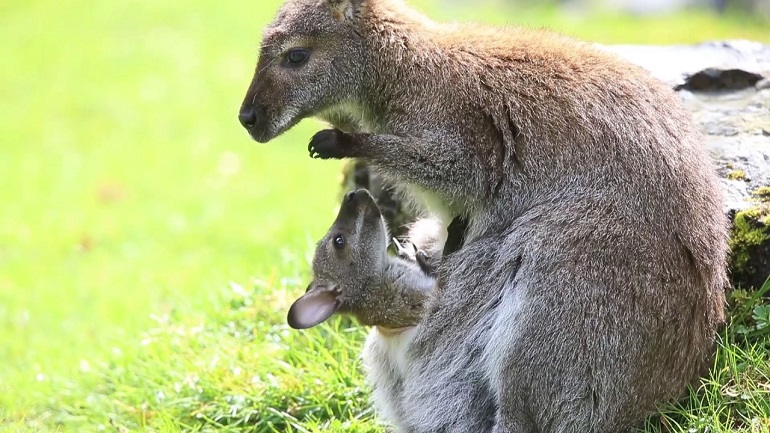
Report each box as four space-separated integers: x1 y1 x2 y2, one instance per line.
376 326 415 337
238 103 274 143
247 128 272 144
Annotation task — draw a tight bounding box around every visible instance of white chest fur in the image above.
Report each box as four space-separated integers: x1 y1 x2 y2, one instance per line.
361 327 418 430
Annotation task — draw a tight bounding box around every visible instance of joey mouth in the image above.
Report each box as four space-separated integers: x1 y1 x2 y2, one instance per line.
376 326 416 337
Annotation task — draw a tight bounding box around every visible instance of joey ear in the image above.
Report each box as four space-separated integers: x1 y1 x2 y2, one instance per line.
287 283 340 329
328 0 367 21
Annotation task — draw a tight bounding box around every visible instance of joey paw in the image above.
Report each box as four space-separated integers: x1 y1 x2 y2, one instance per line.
308 129 358 159
393 238 417 261
416 250 437 277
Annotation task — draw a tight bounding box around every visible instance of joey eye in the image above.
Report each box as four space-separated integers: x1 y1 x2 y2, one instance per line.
332 234 345 250
285 48 310 66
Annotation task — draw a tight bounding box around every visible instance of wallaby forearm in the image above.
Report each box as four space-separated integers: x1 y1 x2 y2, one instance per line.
357 133 488 203
309 129 489 207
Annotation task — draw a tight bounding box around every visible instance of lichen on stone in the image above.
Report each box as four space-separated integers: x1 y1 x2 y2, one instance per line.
752 186 770 201
726 169 748 181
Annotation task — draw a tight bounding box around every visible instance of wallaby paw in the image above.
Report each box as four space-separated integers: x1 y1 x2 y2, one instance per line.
392 237 417 260
416 250 438 277
308 129 357 159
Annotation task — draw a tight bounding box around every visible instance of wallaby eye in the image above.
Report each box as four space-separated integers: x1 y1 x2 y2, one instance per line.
332 234 345 250
284 48 310 67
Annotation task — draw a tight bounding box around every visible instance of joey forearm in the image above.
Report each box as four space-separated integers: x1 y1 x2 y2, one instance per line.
308 129 488 203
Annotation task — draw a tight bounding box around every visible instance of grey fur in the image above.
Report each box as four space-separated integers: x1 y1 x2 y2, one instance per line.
242 0 730 432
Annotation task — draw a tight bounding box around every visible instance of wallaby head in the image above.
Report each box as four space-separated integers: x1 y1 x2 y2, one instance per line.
238 0 373 142
287 189 390 329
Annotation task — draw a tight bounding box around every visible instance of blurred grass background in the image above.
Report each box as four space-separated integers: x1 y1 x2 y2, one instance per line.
1 0 769 431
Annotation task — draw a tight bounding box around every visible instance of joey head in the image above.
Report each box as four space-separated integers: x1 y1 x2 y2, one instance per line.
287 189 435 331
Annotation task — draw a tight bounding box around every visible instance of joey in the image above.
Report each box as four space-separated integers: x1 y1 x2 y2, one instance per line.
287 189 436 331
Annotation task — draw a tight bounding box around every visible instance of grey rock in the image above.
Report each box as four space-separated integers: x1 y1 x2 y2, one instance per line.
599 40 770 89
340 40 770 289
674 68 764 92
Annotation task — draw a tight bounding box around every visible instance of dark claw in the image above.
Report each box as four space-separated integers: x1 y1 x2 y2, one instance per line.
308 129 356 159
416 250 438 278
393 238 413 260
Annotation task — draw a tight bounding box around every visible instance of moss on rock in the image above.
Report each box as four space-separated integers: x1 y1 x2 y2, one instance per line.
728 188 770 289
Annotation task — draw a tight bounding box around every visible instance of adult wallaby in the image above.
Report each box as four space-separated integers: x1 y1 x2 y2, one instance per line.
238 0 729 431
287 189 439 427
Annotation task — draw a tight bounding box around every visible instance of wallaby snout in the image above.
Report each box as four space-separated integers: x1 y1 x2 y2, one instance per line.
238 69 290 143
344 190 357 201
237 104 258 130
238 97 272 143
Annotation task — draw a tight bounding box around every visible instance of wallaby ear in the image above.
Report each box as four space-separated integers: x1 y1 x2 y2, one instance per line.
287 283 340 329
327 0 367 21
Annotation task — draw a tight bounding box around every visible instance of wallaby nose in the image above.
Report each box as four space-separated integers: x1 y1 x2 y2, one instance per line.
238 106 257 129
345 190 357 201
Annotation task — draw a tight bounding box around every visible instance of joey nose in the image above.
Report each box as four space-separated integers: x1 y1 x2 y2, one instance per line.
353 189 373 202
345 191 357 201
238 106 257 129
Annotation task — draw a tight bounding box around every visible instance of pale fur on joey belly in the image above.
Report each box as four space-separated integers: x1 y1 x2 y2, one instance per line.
362 327 418 427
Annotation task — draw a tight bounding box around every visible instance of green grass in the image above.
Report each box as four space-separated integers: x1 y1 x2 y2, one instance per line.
1 0 769 431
